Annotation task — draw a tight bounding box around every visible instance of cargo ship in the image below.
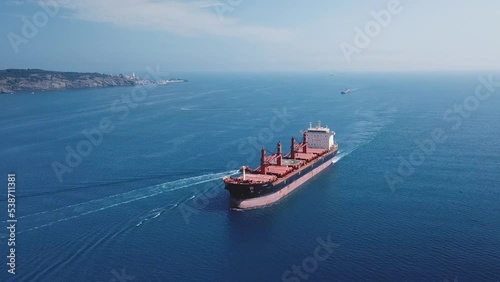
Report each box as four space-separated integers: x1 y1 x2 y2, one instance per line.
224 122 338 209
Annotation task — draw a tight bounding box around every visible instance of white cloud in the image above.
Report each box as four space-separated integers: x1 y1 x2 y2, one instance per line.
56 0 294 42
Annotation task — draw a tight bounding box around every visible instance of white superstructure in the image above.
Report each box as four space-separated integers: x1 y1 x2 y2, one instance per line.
306 121 335 150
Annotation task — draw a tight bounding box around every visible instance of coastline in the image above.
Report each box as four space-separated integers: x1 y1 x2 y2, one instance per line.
0 69 187 94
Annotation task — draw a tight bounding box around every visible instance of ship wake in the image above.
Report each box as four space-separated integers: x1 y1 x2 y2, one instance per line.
11 170 238 234
333 104 397 162
134 182 221 227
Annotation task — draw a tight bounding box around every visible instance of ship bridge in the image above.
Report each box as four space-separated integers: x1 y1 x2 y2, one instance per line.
305 121 335 150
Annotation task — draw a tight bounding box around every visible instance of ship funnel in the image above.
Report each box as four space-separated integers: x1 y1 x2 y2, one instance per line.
260 147 267 175
277 141 283 166
303 132 308 153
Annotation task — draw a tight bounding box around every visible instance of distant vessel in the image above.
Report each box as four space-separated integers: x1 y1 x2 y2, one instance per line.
224 122 338 209
341 88 350 95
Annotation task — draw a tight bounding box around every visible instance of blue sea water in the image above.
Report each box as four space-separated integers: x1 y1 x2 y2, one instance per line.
0 72 499 281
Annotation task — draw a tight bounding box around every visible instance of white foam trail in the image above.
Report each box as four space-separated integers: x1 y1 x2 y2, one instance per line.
136 203 178 227
332 150 350 164
332 105 397 163
17 170 238 233
135 182 226 227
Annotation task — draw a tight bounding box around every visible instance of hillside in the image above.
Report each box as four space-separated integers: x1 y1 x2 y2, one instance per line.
0 69 142 93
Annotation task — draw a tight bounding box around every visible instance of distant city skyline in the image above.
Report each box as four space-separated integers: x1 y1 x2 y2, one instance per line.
1 0 499 73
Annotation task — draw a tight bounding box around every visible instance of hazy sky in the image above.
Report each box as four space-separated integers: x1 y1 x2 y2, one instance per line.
1 0 499 73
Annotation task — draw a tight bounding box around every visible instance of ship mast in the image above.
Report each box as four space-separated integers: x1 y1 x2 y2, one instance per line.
260 148 267 175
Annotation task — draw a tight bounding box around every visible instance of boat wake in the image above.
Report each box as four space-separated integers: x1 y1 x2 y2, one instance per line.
135 206 173 227
11 170 238 234
332 150 350 163
135 192 204 227
333 104 397 163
